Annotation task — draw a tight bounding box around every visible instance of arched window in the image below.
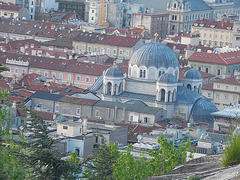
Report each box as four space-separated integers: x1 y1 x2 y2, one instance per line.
160 89 165 102
140 70 143 78
194 86 197 92
168 91 171 102
118 82 122 94
187 84 192 90
143 70 146 78
113 84 117 95
159 71 162 77
107 82 112 95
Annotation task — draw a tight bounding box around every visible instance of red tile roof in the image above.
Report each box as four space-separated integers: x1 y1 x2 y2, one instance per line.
0 80 10 90
33 110 60 121
193 19 233 30
74 31 141 48
214 75 240 85
1 39 40 51
188 51 240 65
0 2 22 11
15 89 33 97
0 52 128 76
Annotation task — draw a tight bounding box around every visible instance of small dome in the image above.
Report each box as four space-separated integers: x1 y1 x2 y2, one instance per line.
191 98 218 126
158 73 177 84
129 42 179 69
105 66 123 77
184 69 202 79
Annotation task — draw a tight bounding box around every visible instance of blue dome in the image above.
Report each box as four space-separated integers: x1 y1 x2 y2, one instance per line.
158 73 177 84
129 43 179 69
105 66 123 77
184 69 202 79
191 98 218 126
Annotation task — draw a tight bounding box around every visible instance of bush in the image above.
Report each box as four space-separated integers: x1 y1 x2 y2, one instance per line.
222 133 240 167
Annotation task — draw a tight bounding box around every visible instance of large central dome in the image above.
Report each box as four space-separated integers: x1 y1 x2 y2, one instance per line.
129 43 179 69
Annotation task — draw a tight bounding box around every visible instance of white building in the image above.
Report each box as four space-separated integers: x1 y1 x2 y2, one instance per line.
91 42 218 126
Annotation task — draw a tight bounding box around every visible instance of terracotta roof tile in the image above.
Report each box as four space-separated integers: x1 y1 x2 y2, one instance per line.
188 51 240 65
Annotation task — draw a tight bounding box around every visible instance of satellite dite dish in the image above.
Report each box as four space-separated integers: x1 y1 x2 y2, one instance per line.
137 135 143 141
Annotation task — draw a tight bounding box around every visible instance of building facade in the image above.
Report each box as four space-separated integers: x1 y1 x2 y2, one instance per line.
191 19 233 47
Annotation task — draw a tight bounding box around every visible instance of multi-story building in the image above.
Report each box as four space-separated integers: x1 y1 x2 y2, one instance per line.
167 0 213 34
0 1 28 19
188 48 240 77
72 31 144 60
232 21 240 48
202 74 240 110
56 0 85 20
191 19 233 47
131 13 169 38
203 0 240 21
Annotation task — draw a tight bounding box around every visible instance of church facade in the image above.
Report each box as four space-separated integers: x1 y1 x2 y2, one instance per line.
91 42 218 125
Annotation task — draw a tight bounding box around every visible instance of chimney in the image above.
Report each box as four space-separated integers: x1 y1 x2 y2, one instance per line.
83 117 88 134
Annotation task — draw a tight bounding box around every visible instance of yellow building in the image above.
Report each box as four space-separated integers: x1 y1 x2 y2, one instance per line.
191 19 233 47
202 74 240 110
72 31 144 60
188 49 240 77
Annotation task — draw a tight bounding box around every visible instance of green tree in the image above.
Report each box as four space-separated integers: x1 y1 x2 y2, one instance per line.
148 135 191 176
22 110 80 180
0 64 9 79
0 90 27 179
83 143 120 180
112 144 152 180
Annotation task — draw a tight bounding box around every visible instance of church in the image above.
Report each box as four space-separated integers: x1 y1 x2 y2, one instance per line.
91 42 218 125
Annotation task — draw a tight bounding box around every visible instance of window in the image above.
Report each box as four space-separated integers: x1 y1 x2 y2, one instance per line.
225 86 229 89
88 46 91 52
205 68 208 73
216 94 220 99
113 49 116 55
15 68 18 74
86 77 90 83
234 87 237 90
63 126 68 130
22 69 26 74
77 76 80 81
55 105 59 112
198 67 201 71
44 72 48 77
207 93 211 98
106 48 110 54
130 116 133 121
91 17 94 20
126 50 129 56
81 45 85 51
52 73 56 78
217 69 221 75
209 34 212 38
76 108 80 115
92 10 94 13
144 117 150 123
95 110 100 117
217 85 220 88
119 50 123 55
172 25 175 30
225 94 229 100
68 74 72 81
59 73 63 80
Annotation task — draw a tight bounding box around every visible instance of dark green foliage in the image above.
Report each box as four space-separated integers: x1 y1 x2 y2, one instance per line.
83 143 120 180
222 132 240 167
22 111 80 180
